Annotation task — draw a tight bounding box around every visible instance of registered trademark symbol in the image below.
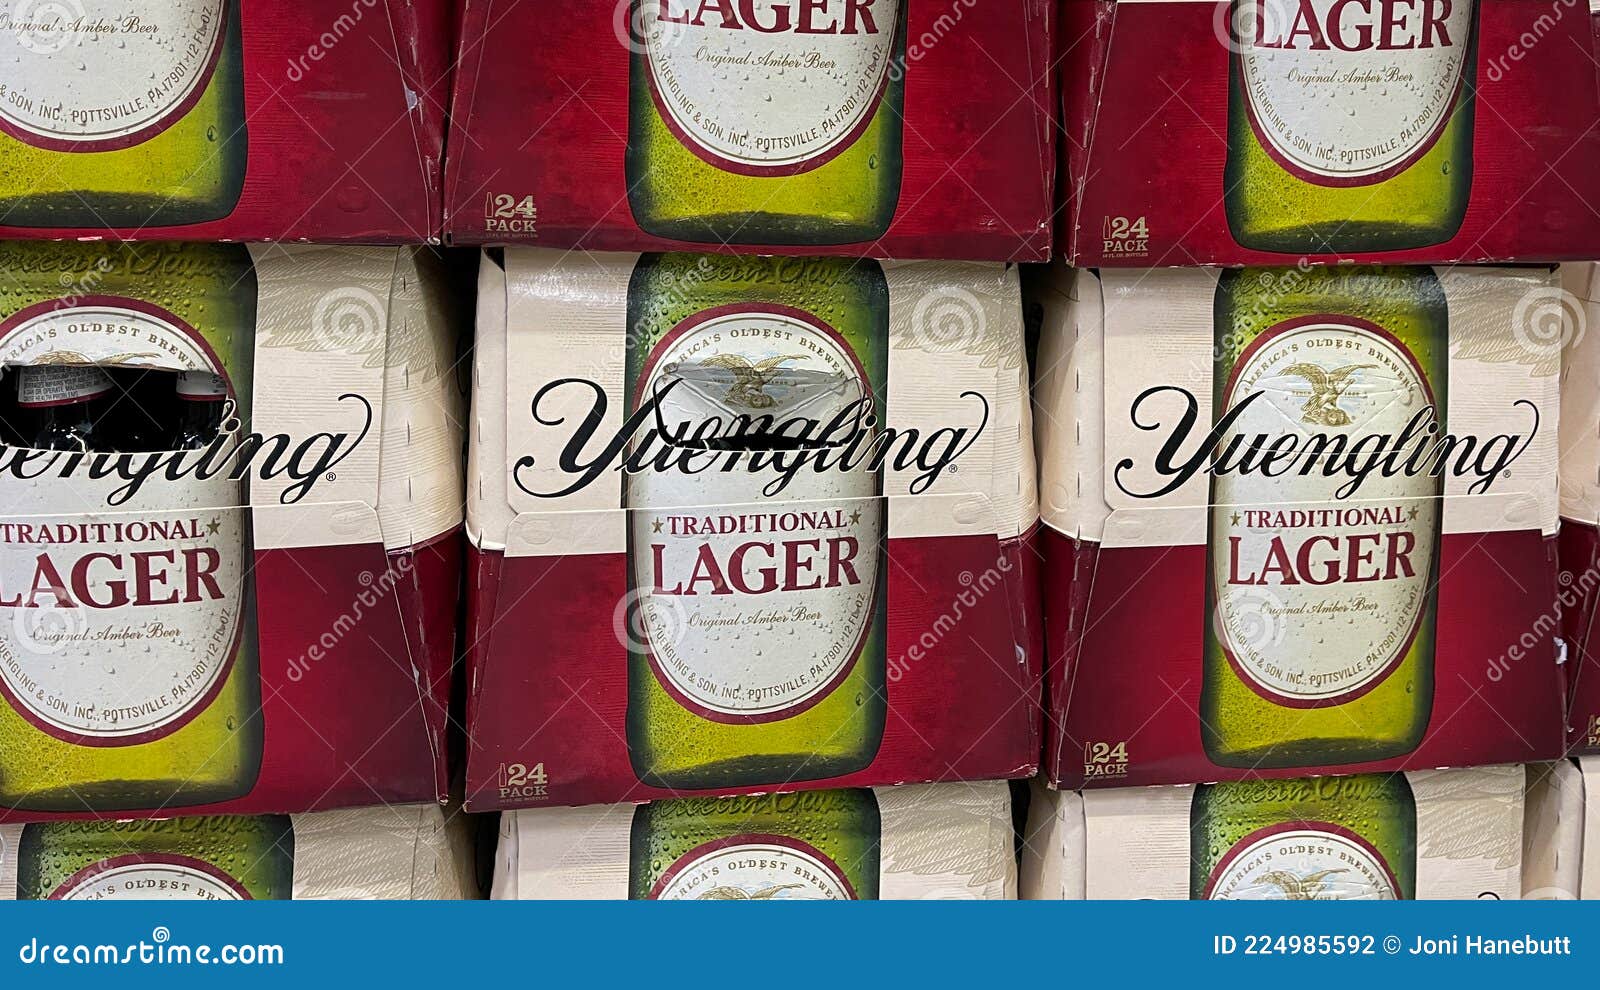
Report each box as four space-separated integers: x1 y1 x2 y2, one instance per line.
326 472 337 482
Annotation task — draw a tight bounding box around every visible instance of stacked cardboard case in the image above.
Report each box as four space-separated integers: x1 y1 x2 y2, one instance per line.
9 0 1600 905
1023 0 1600 900
0 3 476 899
451 0 1056 901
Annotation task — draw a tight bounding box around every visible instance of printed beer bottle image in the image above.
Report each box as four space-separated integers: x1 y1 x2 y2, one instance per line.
1202 266 1446 768
625 0 907 245
171 371 230 449
1190 774 1417 899
0 242 262 812
623 253 888 790
15 365 113 450
1223 0 1478 252
16 816 294 900
629 788 882 899
0 0 248 228
0 368 26 446
104 368 175 452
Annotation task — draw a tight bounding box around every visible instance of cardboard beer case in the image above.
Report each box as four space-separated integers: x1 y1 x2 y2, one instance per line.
0 242 465 821
1521 760 1582 899
1034 263 1564 790
0 804 477 900
1560 263 1600 754
492 780 1015 900
0 1 452 242
1022 766 1528 899
1059 0 1600 266
465 248 1041 810
445 0 1055 260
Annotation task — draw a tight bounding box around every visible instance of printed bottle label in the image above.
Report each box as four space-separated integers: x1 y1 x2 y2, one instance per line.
641 0 900 174
1204 823 1398 900
627 305 880 723
0 297 244 746
650 835 855 900
1211 318 1437 706
15 365 112 407
176 370 228 400
0 0 229 151
52 854 250 901
1236 0 1472 184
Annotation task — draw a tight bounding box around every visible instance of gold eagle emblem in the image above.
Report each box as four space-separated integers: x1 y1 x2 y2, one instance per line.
1257 868 1348 900
1282 363 1375 427
701 353 807 409
696 883 805 900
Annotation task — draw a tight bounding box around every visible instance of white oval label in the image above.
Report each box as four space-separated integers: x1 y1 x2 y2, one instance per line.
641 0 899 174
53 855 249 901
0 298 243 744
1236 0 1472 184
626 306 881 722
1205 825 1399 900
1211 319 1438 705
651 836 855 900
0 0 228 151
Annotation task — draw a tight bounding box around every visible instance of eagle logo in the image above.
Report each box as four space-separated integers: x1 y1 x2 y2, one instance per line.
1282 363 1375 427
25 350 165 368
701 353 808 409
1257 868 1348 900
696 883 805 900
